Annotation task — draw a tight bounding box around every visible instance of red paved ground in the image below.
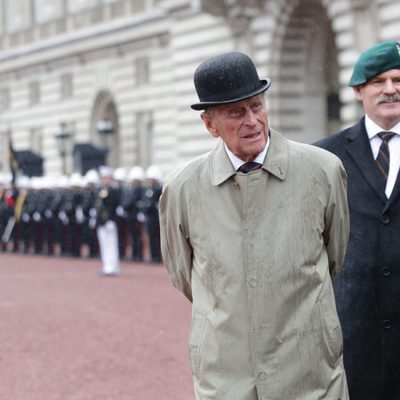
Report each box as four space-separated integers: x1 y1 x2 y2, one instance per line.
0 254 194 400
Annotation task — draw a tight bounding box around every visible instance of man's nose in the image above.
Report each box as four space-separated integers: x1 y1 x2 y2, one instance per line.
244 110 257 125
383 79 396 94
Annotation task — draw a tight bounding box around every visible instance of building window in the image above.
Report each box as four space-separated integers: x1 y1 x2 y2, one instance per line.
0 87 10 111
29 81 40 105
135 57 150 86
6 0 31 33
69 0 97 14
30 127 43 154
34 0 63 24
129 0 146 13
61 73 73 99
136 111 153 167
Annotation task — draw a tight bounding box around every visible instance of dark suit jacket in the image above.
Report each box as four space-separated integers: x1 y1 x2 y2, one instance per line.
314 117 400 400
95 185 119 226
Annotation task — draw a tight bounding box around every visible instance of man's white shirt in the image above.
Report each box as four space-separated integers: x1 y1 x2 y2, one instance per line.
365 115 400 198
224 135 270 171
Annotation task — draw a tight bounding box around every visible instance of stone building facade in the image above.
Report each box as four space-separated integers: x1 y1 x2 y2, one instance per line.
0 0 399 176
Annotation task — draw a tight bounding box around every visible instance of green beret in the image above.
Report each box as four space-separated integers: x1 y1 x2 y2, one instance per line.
349 41 400 87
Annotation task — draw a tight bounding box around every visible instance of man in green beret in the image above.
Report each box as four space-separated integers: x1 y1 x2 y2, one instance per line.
315 40 400 400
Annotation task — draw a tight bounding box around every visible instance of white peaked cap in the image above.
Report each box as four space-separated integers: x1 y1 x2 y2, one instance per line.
85 169 100 184
45 175 58 189
38 176 52 189
16 175 30 188
30 177 42 190
99 165 113 178
113 167 127 181
128 166 145 181
146 165 162 181
58 175 70 188
70 172 85 187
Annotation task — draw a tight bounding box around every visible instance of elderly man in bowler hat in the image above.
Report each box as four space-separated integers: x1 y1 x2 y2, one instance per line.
314 41 400 400
160 51 350 399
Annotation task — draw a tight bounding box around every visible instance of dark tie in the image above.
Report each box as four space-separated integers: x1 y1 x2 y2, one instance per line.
376 131 396 181
237 162 262 174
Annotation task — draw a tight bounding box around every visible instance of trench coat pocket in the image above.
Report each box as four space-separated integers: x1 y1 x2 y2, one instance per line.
188 309 207 380
317 291 343 367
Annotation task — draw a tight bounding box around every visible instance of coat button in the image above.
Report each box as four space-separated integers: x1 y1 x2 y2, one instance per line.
258 372 267 381
383 320 392 330
382 267 391 277
381 215 390 224
249 279 258 288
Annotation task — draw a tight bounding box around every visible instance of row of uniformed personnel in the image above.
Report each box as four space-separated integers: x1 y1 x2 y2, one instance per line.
0 165 163 267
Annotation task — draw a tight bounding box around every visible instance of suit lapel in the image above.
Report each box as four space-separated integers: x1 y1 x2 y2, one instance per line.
384 165 400 212
345 119 387 204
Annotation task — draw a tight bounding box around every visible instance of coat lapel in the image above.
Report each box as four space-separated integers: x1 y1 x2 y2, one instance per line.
345 118 387 204
384 165 400 212
210 141 237 186
263 130 289 181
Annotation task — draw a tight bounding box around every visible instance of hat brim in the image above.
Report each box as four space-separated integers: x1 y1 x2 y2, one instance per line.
191 79 272 110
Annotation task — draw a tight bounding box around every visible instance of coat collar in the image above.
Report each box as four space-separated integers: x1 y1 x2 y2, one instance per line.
210 129 289 186
265 130 289 181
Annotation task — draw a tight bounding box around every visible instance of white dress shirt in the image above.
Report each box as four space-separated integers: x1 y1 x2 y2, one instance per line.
224 135 270 171
365 115 400 198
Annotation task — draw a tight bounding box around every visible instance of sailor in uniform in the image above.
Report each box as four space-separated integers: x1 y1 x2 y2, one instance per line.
95 166 120 276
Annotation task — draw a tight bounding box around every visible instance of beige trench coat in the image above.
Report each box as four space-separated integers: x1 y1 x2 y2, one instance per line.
160 130 350 400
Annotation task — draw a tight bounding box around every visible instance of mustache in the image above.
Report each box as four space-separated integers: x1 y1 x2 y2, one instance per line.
377 94 400 104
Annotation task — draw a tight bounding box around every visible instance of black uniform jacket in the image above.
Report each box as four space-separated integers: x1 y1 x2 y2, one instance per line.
314 117 400 400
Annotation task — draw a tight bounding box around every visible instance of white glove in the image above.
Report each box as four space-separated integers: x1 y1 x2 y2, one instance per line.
75 207 85 224
45 209 52 218
89 218 97 229
33 212 41 222
137 212 146 223
89 208 97 218
116 206 125 217
22 213 30 223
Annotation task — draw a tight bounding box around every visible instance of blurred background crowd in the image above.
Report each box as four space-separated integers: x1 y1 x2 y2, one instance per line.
0 164 163 264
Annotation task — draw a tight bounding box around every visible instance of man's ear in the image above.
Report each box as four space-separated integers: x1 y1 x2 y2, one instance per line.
353 86 362 100
201 112 219 138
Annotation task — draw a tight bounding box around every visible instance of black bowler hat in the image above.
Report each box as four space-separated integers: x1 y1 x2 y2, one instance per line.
191 51 272 110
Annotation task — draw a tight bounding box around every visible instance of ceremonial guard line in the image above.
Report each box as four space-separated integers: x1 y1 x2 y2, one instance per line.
0 166 163 265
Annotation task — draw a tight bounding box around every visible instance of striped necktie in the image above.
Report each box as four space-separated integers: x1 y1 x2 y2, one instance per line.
376 131 396 181
237 162 262 174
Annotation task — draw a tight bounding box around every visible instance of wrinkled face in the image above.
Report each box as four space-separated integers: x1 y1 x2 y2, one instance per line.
354 69 400 130
201 94 269 162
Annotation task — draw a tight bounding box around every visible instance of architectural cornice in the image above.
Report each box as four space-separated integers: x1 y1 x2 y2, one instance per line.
0 11 168 73
350 0 371 11
199 0 264 16
199 0 264 36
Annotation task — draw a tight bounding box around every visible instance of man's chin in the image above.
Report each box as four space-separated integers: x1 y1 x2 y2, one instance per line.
244 143 266 159
378 112 400 130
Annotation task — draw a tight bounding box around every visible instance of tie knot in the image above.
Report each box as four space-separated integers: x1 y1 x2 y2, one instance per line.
377 131 396 142
237 162 262 174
